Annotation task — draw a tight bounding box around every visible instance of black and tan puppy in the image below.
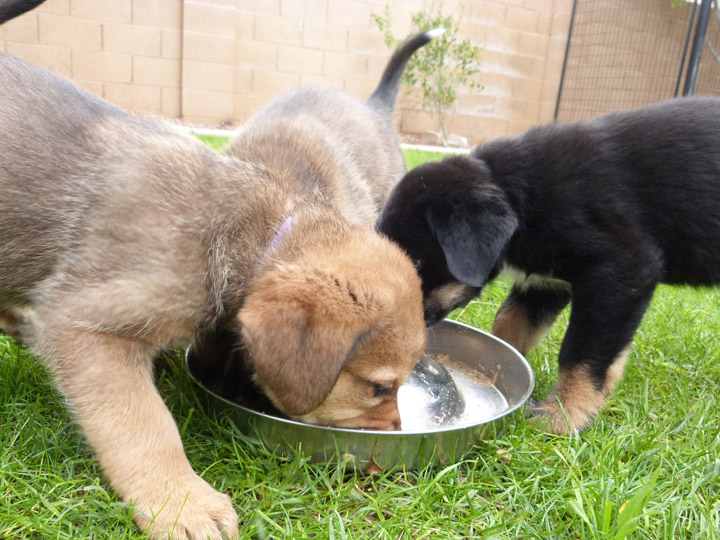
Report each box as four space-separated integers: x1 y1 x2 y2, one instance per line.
378 96 720 434
0 2 434 538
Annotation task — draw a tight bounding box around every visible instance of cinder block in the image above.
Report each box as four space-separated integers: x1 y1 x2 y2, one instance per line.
538 100 556 123
235 67 252 94
161 86 181 117
446 114 476 142
328 1 372 28
5 42 72 77
233 94 271 123
0 12 38 43
458 20 489 44
182 31 235 64
236 40 277 69
502 52 535 78
72 50 132 82
455 92 496 116
183 60 235 92
546 35 567 60
252 69 299 97
536 12 551 34
38 13 101 49
505 5 539 33
343 78 377 101
103 23 162 56
75 80 104 98
524 0 553 12
400 109 436 137
531 56 546 80
183 1 236 36
182 88 235 123
474 117 510 141
36 0 70 15
134 56 180 87
299 73 343 88
132 0 182 28
162 29 181 59
71 0 131 23
495 96 528 119
303 21 347 52
366 55 389 81
105 83 162 114
254 14 302 46
512 77 542 101
236 10 254 39
281 0 326 22
470 1 506 26
347 28 386 56
277 45 323 74
236 0 279 15
550 13 572 38
323 51 366 79
478 72 513 98
518 32 549 59
486 26 520 52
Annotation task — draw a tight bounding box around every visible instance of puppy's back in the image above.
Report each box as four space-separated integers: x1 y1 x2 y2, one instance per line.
227 86 405 223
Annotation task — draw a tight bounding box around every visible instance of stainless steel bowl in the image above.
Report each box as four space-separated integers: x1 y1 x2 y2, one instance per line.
186 319 534 470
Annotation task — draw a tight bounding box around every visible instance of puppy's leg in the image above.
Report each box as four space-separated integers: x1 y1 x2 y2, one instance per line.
532 277 656 433
41 324 238 540
0 308 37 344
491 284 571 355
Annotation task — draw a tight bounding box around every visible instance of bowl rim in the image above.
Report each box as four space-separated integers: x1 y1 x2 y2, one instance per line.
186 319 535 436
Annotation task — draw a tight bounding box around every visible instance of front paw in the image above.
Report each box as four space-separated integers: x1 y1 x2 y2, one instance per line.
0 308 37 345
132 474 238 540
528 393 602 434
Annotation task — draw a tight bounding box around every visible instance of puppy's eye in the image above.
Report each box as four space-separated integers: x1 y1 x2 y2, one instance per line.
372 383 392 397
413 259 423 270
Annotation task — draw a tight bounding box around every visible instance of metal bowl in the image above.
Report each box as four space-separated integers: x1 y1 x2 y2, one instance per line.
186 319 534 470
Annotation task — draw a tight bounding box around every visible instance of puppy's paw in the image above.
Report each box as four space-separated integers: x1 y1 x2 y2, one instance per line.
528 394 599 434
0 308 37 345
132 475 238 540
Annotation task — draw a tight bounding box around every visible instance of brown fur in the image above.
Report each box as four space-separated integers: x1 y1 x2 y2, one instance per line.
491 301 549 355
0 29 432 539
532 346 630 433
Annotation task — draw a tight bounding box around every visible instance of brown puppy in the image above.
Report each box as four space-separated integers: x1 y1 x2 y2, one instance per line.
0 7 431 540
189 30 441 430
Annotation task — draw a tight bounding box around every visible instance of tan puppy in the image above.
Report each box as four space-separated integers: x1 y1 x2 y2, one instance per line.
0 6 432 540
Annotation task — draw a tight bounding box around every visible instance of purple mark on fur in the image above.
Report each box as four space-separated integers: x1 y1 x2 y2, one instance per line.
271 217 294 249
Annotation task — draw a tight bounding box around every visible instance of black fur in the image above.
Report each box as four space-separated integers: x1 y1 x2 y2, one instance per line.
0 0 46 24
378 96 720 429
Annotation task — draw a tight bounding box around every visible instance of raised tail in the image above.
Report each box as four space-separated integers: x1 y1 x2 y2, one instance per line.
0 0 47 24
368 28 445 116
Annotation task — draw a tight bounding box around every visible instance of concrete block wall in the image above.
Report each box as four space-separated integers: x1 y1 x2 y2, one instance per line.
0 0 182 117
0 0 574 144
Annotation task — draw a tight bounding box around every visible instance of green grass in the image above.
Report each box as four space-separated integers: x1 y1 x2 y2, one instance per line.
2 148 719 539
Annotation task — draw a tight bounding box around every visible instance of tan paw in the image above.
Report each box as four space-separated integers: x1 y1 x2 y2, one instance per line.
529 395 599 434
131 475 238 540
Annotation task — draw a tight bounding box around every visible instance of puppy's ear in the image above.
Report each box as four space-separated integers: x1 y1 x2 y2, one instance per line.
426 200 518 287
238 266 374 416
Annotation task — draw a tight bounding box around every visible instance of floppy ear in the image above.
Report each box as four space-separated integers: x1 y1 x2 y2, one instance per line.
426 200 518 288
238 266 374 416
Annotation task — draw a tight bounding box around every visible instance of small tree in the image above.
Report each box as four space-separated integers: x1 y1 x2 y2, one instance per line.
374 1 482 145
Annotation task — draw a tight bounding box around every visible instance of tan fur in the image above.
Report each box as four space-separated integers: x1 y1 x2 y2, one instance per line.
491 301 551 355
532 346 631 433
0 34 429 539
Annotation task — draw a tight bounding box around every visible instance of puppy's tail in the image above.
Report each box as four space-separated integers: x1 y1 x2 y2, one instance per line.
0 0 47 24
368 28 446 117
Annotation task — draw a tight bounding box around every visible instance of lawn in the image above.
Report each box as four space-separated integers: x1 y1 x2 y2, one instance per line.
1 145 718 539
